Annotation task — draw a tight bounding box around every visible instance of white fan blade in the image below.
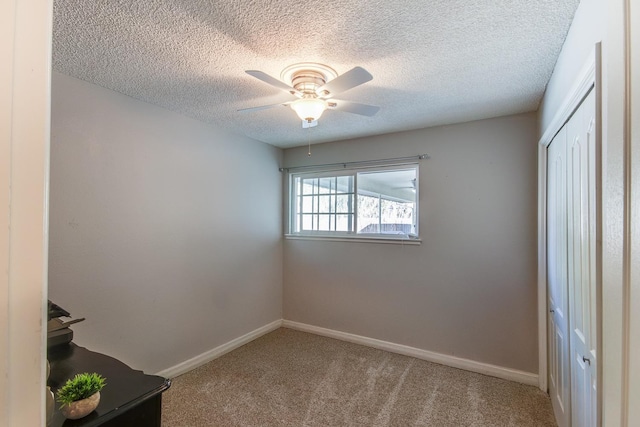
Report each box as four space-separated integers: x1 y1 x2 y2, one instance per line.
317 67 373 97
302 120 318 128
237 102 291 113
328 100 379 117
246 70 300 96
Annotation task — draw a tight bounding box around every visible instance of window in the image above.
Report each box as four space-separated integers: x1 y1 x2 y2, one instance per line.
288 164 419 240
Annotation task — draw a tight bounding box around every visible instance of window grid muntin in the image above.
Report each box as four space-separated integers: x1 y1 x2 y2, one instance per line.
296 175 355 233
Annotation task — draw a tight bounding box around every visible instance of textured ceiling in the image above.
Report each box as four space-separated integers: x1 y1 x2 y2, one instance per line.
53 0 579 148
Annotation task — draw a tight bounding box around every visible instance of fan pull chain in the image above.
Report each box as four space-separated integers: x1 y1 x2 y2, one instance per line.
307 125 311 157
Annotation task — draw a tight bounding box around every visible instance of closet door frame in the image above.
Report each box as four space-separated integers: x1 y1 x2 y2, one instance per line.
537 45 601 396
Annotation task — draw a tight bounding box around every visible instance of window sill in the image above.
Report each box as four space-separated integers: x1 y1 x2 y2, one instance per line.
284 234 422 245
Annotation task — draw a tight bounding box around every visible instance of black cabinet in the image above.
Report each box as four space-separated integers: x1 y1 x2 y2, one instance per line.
48 344 171 427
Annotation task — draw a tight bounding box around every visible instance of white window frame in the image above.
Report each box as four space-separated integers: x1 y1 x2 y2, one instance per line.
285 163 421 245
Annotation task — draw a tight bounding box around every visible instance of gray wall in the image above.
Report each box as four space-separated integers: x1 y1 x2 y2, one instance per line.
283 113 539 373
538 0 604 134
49 72 283 374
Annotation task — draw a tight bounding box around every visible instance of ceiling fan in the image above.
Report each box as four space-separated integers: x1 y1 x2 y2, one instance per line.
394 178 417 192
239 63 380 128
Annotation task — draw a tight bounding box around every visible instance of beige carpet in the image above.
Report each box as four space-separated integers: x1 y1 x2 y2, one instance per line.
162 328 556 426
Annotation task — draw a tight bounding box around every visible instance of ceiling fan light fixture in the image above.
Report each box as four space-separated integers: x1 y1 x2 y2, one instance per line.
241 63 378 124
291 97 327 122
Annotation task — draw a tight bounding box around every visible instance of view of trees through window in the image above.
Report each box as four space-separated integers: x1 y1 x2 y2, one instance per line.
357 194 414 235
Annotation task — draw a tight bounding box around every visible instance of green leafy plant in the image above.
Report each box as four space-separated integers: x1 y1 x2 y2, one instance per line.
56 373 106 407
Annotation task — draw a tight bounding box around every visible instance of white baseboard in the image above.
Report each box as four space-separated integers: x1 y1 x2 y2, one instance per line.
156 318 539 387
156 319 283 378
282 320 539 387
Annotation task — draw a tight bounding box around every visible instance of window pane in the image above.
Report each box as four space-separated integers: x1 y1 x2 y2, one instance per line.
302 179 317 195
380 198 415 234
317 214 330 231
301 214 313 230
335 194 352 213
337 176 353 194
301 195 314 213
357 194 380 233
357 168 417 235
335 215 352 232
318 195 332 213
318 177 333 194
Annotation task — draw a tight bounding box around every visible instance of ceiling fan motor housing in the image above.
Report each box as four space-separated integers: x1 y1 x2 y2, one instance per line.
291 70 326 95
281 63 338 97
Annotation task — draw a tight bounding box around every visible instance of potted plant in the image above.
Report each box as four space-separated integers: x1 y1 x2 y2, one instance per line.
56 372 106 420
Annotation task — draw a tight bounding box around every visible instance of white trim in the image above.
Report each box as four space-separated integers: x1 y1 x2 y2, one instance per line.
155 320 282 379
539 54 596 148
594 44 604 426
155 319 539 387
284 235 422 245
537 47 598 394
537 143 549 392
1 1 52 425
601 0 634 422
282 320 539 386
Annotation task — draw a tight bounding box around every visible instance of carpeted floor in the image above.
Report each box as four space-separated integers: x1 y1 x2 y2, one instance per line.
162 328 556 426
